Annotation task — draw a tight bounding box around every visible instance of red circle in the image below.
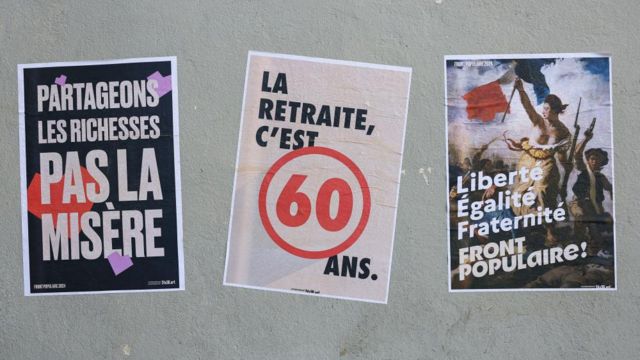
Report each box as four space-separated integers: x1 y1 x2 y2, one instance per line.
258 146 371 259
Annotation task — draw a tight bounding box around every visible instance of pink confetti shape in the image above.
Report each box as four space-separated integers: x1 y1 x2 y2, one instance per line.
107 252 133 276
54 75 67 86
147 71 172 97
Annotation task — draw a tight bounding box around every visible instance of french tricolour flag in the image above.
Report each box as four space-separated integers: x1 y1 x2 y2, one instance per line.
463 60 550 122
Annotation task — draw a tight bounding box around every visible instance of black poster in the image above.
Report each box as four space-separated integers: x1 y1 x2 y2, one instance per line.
19 57 183 295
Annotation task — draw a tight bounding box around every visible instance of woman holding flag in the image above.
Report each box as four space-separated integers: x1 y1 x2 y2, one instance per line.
506 78 572 247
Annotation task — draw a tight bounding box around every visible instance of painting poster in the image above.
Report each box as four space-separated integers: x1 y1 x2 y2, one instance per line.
446 53 615 291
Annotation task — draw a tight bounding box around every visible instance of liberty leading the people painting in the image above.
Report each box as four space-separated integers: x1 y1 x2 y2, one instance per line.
445 53 615 291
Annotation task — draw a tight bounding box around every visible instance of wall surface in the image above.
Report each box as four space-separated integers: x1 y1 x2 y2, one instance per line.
1 1 639 359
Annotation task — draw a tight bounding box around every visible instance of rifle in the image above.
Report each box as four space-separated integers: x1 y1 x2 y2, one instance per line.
587 117 597 134
560 97 581 201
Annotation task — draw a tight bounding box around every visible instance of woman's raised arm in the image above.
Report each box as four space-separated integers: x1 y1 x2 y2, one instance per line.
515 78 542 125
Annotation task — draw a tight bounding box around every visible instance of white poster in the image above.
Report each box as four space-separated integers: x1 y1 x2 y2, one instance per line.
224 51 411 303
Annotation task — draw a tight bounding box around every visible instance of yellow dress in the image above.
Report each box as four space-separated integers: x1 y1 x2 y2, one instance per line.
510 139 560 216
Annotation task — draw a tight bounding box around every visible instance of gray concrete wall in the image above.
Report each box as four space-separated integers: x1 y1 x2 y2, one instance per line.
1 0 639 359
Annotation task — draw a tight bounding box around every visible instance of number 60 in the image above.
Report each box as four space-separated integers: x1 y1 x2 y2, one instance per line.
276 174 353 232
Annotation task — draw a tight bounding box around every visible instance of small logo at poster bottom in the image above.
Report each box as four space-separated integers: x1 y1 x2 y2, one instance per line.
33 283 66 290
147 280 176 286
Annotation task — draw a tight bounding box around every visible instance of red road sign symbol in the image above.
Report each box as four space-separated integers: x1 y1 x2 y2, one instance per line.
258 146 371 259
